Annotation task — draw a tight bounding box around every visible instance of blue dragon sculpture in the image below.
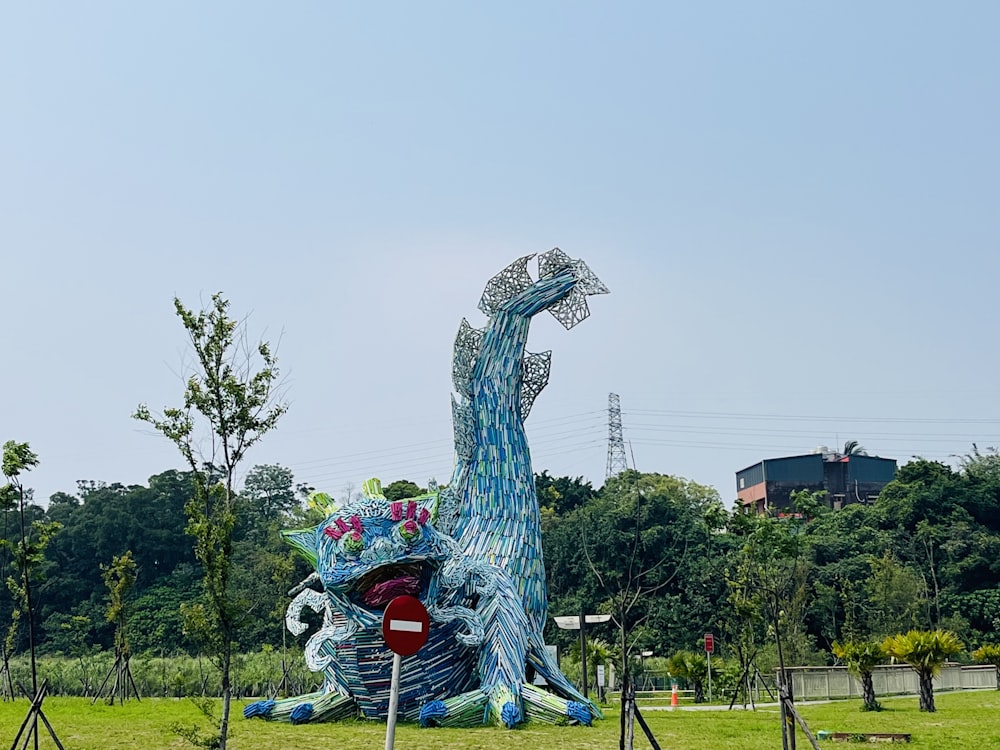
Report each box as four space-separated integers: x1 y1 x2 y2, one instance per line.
245 249 608 728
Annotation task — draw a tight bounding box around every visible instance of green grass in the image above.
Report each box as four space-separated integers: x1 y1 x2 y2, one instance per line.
2 691 999 749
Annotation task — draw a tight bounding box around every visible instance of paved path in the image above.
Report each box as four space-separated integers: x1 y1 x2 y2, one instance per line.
642 699 833 712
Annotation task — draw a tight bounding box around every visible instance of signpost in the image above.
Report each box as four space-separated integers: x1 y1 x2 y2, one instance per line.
554 612 612 699
382 596 430 750
704 633 714 702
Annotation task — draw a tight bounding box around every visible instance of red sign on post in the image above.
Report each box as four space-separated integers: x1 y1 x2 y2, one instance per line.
382 595 430 656
704 633 715 654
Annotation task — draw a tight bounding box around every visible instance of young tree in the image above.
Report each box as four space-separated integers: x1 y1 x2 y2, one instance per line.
135 293 287 750
581 470 722 749
98 550 138 704
0 464 14 700
2 441 60 699
831 639 885 711
882 629 963 712
727 501 816 749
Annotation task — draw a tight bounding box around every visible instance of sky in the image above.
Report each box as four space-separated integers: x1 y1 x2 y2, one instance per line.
2 2 998 508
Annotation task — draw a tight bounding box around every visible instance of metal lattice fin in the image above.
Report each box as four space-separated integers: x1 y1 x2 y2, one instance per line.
452 318 483 398
451 395 475 462
537 249 610 330
537 248 574 279
520 350 552 420
478 254 536 316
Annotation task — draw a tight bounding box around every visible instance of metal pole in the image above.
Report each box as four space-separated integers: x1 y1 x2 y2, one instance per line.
707 651 712 703
579 610 588 700
384 653 402 750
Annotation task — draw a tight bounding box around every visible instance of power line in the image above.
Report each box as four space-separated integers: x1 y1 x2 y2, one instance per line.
625 408 1000 425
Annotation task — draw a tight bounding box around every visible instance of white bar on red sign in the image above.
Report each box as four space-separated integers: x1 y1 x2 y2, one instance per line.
389 620 423 632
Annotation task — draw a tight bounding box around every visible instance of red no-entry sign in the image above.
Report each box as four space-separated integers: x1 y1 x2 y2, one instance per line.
704 633 715 654
382 595 430 656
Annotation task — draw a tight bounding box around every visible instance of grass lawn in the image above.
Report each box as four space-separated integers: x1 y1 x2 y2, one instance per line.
2 691 999 749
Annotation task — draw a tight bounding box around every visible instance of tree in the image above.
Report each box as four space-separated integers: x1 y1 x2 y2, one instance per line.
579 470 722 749
726 499 817 748
96 550 139 703
802 502 888 650
972 643 1000 691
843 440 867 456
381 479 425 502
536 472 597 515
667 650 709 702
38 471 199 655
134 293 287 750
831 639 885 711
241 464 297 531
2 441 60 699
882 629 963 712
865 551 929 637
958 445 1000 532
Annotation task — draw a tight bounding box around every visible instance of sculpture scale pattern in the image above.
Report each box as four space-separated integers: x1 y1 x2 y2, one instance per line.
244 249 608 728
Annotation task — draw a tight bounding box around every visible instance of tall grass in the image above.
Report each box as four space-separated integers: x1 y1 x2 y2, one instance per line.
3 649 320 700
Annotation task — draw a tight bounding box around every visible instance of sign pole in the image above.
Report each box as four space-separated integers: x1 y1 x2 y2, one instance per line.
384 652 402 750
381 595 430 750
704 633 715 703
707 650 712 703
553 613 611 699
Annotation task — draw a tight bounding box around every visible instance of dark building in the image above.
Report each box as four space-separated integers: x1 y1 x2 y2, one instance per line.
736 448 897 515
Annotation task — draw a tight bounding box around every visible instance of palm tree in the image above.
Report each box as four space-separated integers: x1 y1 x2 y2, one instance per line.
843 440 868 456
972 644 1000 690
667 650 709 703
832 639 885 711
883 630 963 712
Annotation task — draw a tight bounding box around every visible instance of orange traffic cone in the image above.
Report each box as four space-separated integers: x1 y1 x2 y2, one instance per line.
670 683 679 707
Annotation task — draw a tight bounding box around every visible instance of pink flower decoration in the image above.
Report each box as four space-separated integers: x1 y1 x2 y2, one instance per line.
349 515 363 534
324 526 343 540
390 501 403 521
406 501 417 520
418 508 430 525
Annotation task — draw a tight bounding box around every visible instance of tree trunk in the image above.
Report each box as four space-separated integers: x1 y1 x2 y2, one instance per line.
619 624 625 750
693 679 705 703
622 681 635 750
0 643 15 701
917 670 935 712
219 645 232 750
860 671 878 711
18 491 39 698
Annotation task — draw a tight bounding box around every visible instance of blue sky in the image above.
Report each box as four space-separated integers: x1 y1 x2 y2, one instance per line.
2 2 998 506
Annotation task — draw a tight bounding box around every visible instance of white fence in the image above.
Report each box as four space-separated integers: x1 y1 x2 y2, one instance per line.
782 664 996 701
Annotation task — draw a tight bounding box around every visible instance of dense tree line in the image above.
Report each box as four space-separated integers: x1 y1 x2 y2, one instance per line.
1 468 311 659
4 454 1000 675
542 453 1000 676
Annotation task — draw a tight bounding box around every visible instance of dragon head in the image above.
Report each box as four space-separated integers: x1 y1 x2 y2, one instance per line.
282 479 455 616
